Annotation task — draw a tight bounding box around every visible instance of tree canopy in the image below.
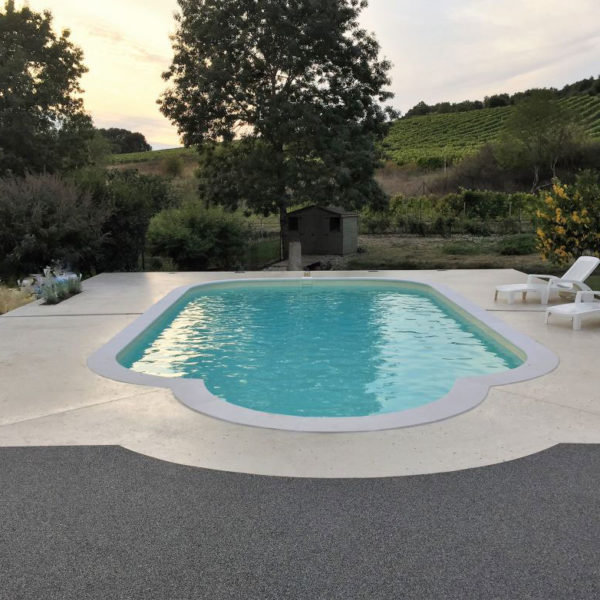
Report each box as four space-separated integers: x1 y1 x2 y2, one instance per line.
494 90 588 191
159 0 395 256
0 1 93 176
98 127 152 154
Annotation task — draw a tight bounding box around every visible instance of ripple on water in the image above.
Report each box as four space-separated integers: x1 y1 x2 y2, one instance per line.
122 283 522 417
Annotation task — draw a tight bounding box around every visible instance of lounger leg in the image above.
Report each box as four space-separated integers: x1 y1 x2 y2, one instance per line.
545 312 550 324
541 290 549 305
494 290 498 302
522 291 527 303
573 316 582 331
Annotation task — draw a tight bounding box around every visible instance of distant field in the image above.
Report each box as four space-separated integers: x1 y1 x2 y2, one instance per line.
110 147 196 165
383 95 600 167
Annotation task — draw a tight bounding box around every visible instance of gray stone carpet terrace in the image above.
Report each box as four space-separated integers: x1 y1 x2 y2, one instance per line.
1 444 599 599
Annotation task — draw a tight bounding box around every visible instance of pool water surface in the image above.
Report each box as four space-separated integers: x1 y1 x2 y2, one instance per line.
118 281 524 418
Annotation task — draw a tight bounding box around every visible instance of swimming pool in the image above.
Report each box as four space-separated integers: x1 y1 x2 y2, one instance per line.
88 278 558 431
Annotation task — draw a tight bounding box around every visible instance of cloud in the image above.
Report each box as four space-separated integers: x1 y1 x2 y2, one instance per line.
84 24 125 44
364 0 600 110
442 31 600 92
82 20 169 66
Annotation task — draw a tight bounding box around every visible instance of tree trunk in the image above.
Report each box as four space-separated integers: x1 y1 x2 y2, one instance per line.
274 142 288 261
530 166 540 194
279 204 288 261
140 232 146 271
551 157 558 179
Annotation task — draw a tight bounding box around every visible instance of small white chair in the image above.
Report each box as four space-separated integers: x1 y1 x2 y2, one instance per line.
545 290 600 330
494 256 600 305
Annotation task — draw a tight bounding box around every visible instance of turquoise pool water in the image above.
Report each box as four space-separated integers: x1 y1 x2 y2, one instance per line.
119 281 523 417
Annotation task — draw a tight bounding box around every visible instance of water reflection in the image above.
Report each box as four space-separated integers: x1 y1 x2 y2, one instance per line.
122 283 521 417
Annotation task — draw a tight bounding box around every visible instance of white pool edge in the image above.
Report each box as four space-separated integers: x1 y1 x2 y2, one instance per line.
87 277 559 432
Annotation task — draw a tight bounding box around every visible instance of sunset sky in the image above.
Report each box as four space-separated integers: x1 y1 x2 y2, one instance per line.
26 0 600 149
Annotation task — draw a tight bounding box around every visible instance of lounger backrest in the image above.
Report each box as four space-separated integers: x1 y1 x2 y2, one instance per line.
562 256 600 282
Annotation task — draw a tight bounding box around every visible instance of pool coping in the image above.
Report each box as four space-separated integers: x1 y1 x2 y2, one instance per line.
87 277 559 432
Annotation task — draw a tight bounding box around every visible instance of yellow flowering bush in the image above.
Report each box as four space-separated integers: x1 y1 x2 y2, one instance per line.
536 172 600 265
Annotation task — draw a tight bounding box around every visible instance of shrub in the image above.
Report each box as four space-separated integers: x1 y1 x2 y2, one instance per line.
0 174 107 281
67 276 82 295
41 285 58 304
461 189 510 220
497 217 520 235
162 154 184 177
146 256 176 271
461 218 492 236
359 208 392 234
40 278 68 304
390 194 451 223
431 216 454 237
360 189 540 238
536 172 600 265
416 156 445 171
509 192 540 220
39 271 82 304
148 202 248 270
405 217 429 236
73 168 172 271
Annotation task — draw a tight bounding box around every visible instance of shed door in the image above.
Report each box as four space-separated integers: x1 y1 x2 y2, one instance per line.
312 216 328 254
317 216 342 254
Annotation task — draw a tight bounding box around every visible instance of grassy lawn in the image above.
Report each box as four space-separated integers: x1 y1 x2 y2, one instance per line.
0 286 34 315
349 235 554 272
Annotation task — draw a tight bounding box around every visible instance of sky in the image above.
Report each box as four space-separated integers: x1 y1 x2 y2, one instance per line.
25 0 600 149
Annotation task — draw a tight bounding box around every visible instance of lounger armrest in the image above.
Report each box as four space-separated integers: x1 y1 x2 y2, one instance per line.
554 279 591 291
576 290 600 303
526 274 558 285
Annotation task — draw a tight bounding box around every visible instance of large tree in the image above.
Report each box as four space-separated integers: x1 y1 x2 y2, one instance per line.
98 128 152 154
0 1 93 176
160 0 395 257
495 90 587 192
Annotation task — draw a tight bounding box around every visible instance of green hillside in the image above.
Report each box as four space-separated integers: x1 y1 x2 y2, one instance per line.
383 94 600 168
110 146 196 165
111 94 600 171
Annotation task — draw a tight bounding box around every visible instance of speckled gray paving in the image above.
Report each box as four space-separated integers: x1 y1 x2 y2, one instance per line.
1 445 598 600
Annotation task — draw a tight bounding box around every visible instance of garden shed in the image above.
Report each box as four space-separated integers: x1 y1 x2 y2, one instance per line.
287 206 358 255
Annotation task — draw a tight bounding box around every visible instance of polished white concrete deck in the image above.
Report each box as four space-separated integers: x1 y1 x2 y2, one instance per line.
1 270 599 478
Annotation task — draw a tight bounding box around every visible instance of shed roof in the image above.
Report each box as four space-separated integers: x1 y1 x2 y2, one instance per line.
288 205 357 217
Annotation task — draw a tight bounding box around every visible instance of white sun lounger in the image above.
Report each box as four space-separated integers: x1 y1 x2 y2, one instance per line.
545 291 600 330
494 256 600 305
